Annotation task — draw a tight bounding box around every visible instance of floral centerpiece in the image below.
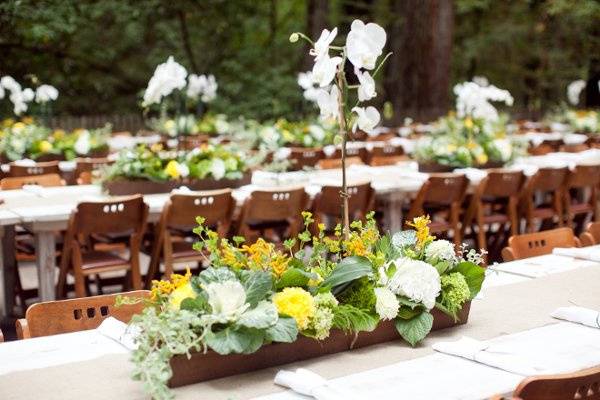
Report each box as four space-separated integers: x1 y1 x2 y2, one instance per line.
123 214 485 399
415 78 522 170
142 56 218 137
102 143 250 194
0 118 111 161
563 109 599 134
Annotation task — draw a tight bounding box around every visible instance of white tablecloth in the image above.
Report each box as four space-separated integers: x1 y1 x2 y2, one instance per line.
489 254 598 278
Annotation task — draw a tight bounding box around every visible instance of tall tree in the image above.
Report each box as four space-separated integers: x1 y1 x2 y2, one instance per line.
384 0 454 123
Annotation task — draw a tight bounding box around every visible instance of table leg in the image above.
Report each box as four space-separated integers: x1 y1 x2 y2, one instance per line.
0 225 16 319
35 231 56 302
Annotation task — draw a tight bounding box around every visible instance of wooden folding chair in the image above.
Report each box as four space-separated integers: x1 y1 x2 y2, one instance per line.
559 143 589 153
489 365 600 400
237 187 308 245
8 161 60 177
501 227 580 261
311 182 374 235
519 167 569 233
580 221 600 246
563 164 600 232
328 146 369 164
15 290 149 339
405 173 469 246
74 157 113 185
288 148 325 171
57 195 148 298
0 173 64 190
145 189 235 286
463 170 526 255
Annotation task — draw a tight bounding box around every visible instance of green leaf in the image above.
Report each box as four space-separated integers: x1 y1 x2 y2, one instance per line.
453 261 485 299
264 317 298 343
275 267 317 290
179 294 209 312
397 296 422 309
394 311 433 346
320 256 372 294
239 270 273 307
205 327 264 355
238 301 278 329
434 260 451 275
332 304 379 333
198 268 237 285
397 305 421 319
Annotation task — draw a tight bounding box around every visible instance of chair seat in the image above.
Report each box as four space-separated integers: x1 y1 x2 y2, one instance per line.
80 251 129 271
568 202 594 215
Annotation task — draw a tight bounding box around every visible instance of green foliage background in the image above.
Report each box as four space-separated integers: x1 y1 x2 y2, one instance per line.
0 0 598 121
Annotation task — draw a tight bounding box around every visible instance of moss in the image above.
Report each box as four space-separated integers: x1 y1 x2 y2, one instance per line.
337 277 377 312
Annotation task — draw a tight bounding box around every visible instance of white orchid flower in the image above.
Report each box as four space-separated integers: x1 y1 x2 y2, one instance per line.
355 68 376 101
0 85 4 100
567 79 586 106
310 28 337 61
303 87 320 102
201 74 218 102
186 74 204 98
298 71 315 91
352 106 380 133
74 130 91 154
312 55 342 87
316 85 340 120
346 20 386 70
35 84 59 103
9 91 28 115
1 76 21 94
142 56 188 106
21 88 34 103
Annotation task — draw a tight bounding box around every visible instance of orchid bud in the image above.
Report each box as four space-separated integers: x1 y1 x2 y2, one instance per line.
289 33 299 43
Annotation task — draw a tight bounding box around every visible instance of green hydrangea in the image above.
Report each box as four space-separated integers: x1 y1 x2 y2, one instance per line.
314 292 339 309
440 272 470 317
337 277 377 312
308 306 335 340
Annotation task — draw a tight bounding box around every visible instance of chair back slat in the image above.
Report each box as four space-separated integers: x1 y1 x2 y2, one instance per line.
423 174 469 205
482 170 526 198
501 227 579 261
167 189 234 232
317 156 364 170
581 222 600 246
73 195 148 236
9 161 60 177
507 365 600 400
313 182 374 221
565 165 600 189
289 148 325 170
527 167 569 192
0 173 64 190
241 187 307 223
17 291 149 339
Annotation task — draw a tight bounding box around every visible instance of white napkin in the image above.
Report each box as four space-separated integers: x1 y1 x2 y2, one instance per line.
275 368 359 400
171 186 191 194
552 247 600 262
551 306 600 329
96 317 139 351
432 336 544 376
58 161 77 172
12 158 36 166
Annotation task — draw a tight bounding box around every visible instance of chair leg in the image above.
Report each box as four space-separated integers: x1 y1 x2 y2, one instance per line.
129 237 142 290
476 205 487 252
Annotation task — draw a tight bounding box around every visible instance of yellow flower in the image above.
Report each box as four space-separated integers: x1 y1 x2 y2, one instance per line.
307 272 323 287
466 140 477 150
165 160 181 179
2 118 15 128
447 144 457 152
464 117 474 129
21 116 34 125
476 153 488 165
150 267 192 301
150 143 163 153
407 215 434 249
12 122 26 132
53 129 65 139
168 282 197 310
270 254 289 277
344 234 368 256
272 287 315 330
164 119 176 131
39 140 53 153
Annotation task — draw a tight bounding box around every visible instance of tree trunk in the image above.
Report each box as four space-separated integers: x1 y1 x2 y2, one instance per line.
384 0 454 123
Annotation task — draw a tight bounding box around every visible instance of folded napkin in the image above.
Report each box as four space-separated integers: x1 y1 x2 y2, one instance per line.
552 247 600 262
275 368 359 400
12 158 36 166
96 317 139 351
432 336 544 376
551 306 600 329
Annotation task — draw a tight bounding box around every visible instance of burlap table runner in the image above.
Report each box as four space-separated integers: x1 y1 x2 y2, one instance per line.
2 267 599 400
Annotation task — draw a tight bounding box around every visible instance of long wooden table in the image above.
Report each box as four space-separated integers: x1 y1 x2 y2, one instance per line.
0 266 598 400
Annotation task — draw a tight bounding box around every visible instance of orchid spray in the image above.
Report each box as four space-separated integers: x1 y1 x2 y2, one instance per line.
291 20 391 238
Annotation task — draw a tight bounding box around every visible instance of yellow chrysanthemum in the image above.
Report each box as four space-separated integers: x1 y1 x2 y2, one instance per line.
12 122 26 132
52 129 65 139
21 116 34 125
2 118 15 128
272 287 315 330
164 160 181 179
168 282 197 310
407 215 434 249
476 153 488 165
464 117 474 129
39 140 53 153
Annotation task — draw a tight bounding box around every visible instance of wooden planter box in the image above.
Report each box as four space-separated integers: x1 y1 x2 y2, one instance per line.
168 303 470 388
417 162 455 173
103 172 252 195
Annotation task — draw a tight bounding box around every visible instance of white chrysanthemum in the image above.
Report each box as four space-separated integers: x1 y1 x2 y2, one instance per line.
35 84 59 103
204 280 249 323
374 287 399 320
210 158 226 180
492 138 513 162
567 79 586 106
386 257 441 310
74 130 91 155
425 240 456 262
